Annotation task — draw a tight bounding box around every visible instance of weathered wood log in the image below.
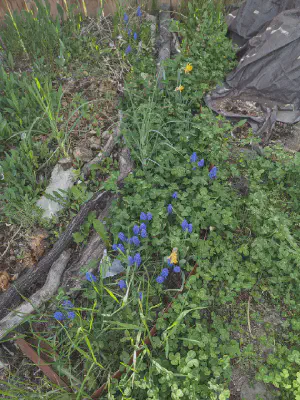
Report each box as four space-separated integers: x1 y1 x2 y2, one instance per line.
0 251 71 340
0 190 109 320
0 144 134 321
61 199 113 291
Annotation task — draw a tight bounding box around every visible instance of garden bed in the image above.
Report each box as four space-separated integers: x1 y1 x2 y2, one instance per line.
1 1 300 400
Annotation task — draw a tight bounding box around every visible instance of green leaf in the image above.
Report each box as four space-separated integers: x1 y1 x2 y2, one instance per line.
93 219 109 246
103 285 119 303
73 231 85 244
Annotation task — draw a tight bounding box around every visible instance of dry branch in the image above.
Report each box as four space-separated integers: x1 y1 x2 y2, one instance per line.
0 251 71 340
157 2 172 87
82 111 122 178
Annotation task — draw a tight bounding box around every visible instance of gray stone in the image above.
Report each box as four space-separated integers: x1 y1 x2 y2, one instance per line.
103 259 124 278
36 164 76 218
99 249 125 278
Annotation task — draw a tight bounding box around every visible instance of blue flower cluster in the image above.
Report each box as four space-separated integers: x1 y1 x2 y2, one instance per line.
209 166 218 180
53 300 76 321
112 211 152 270
182 219 193 233
190 152 205 168
156 261 181 284
167 191 178 216
140 212 152 221
190 152 218 179
123 7 142 55
128 253 142 267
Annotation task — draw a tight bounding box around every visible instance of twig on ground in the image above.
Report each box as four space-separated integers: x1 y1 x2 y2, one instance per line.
247 295 255 339
0 225 22 260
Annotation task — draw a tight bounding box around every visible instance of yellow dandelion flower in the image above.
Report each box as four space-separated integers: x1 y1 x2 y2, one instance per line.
175 85 184 92
184 63 193 74
168 247 178 265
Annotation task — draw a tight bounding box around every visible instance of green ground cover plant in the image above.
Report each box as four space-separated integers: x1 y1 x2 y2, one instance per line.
1 1 300 399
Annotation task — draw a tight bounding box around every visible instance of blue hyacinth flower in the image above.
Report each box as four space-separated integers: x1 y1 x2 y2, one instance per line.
188 223 193 233
133 225 140 235
140 223 147 230
172 192 178 199
117 244 125 253
112 244 118 251
198 159 204 167
190 152 197 163
181 219 189 232
62 300 74 309
125 45 132 55
147 212 153 221
161 268 169 278
134 253 142 267
130 236 140 247
133 32 138 41
86 272 97 282
209 166 218 180
54 311 64 321
167 204 173 215
140 212 147 221
156 276 165 284
124 13 129 23
128 255 134 266
118 279 127 290
118 232 127 243
139 292 143 300
140 229 147 238
173 266 181 273
137 6 142 17
67 311 76 320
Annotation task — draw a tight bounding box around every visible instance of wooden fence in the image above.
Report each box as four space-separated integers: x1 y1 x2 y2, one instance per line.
0 0 184 20
0 0 121 21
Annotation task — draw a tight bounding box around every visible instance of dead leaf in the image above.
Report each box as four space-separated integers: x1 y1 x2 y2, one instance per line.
0 271 12 291
28 230 49 261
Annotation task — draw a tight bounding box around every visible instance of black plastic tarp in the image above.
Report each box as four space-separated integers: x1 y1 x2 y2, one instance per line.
206 1 300 137
227 0 300 45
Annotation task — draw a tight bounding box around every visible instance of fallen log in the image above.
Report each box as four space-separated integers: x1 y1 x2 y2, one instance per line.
0 251 71 340
61 198 113 291
0 144 134 324
0 190 109 320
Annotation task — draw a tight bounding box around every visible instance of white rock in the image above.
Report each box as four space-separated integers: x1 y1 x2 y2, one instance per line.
99 250 125 278
37 164 76 219
103 259 125 278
